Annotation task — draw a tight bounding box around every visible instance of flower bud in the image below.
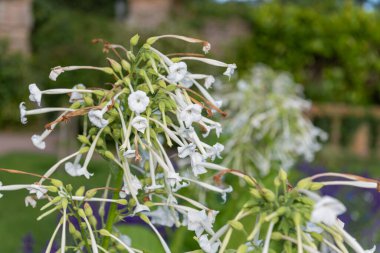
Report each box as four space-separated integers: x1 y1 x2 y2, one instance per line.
45 186 58 192
130 34 140 46
77 135 91 145
99 229 111 236
69 222 77 234
84 203 93 217
121 59 131 72
70 101 82 109
228 220 244 231
297 178 312 190
75 186 85 197
279 168 287 182
51 179 63 188
107 58 122 74
102 67 114 75
78 208 86 218
84 96 94 106
89 215 97 228
237 244 248 253
104 151 116 160
262 189 275 202
146 37 157 45
310 182 324 191
271 232 283 240
116 199 128 205
85 189 97 199
79 146 90 154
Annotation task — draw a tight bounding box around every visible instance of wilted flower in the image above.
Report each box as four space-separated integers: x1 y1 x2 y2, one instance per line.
88 109 108 128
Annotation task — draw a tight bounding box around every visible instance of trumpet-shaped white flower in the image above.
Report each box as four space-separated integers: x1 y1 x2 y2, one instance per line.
65 162 90 177
148 207 178 227
187 209 217 237
119 175 142 198
88 109 108 128
128 90 150 114
223 64 237 79
190 152 207 176
178 143 196 158
29 84 42 106
31 134 46 150
131 116 148 133
199 234 220 253
25 196 37 208
180 104 203 127
134 204 150 214
204 76 215 89
167 62 187 83
69 84 85 103
311 196 346 226
19 102 27 124
206 143 224 161
49 67 65 81
27 186 48 199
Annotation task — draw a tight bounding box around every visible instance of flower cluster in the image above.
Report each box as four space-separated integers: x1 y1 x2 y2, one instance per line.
1 34 237 252
210 170 377 253
223 65 327 175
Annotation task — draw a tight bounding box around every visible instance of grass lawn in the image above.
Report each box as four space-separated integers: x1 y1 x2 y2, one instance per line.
0 152 112 252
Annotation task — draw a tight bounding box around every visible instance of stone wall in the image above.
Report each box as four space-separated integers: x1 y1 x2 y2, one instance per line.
127 0 172 29
0 0 33 54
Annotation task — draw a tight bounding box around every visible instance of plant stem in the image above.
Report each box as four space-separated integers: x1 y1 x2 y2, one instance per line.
101 168 124 249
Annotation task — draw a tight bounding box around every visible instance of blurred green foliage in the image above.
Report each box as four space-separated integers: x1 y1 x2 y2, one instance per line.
235 1 380 104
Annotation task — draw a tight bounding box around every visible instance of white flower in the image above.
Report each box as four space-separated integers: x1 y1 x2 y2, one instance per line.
199 234 220 253
206 143 224 161
69 84 85 103
178 143 196 158
123 149 136 158
134 204 150 214
311 196 346 226
128 90 150 114
29 83 42 106
0 181 3 198
25 196 36 208
223 63 237 79
180 75 194 88
119 175 142 198
180 104 203 127
190 152 207 176
88 109 108 128
28 186 47 199
65 162 92 178
204 76 215 89
203 43 211 54
31 134 46 150
187 209 217 237
49 67 64 81
148 207 178 227
167 62 187 83
131 116 148 133
19 102 27 124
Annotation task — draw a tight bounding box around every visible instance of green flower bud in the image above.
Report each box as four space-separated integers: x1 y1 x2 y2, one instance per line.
74 231 82 240
69 222 77 234
271 232 283 240
297 178 312 190
249 189 261 199
85 189 97 199
84 203 93 217
279 168 287 182
116 199 128 205
84 96 94 106
130 34 140 46
70 101 82 109
79 146 90 154
121 59 131 72
75 186 85 197
45 186 58 192
107 58 122 74
228 220 244 231
102 67 114 75
51 179 63 188
78 208 86 218
99 229 111 236
237 244 248 253
89 215 97 228
310 182 324 191
262 189 275 202
146 37 157 45
77 135 91 145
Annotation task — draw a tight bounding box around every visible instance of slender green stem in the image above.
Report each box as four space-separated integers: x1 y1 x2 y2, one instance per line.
101 168 124 249
70 205 92 253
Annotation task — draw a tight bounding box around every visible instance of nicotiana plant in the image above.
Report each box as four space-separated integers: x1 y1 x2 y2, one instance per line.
208 169 378 253
1 34 237 253
222 65 327 176
0 34 378 253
